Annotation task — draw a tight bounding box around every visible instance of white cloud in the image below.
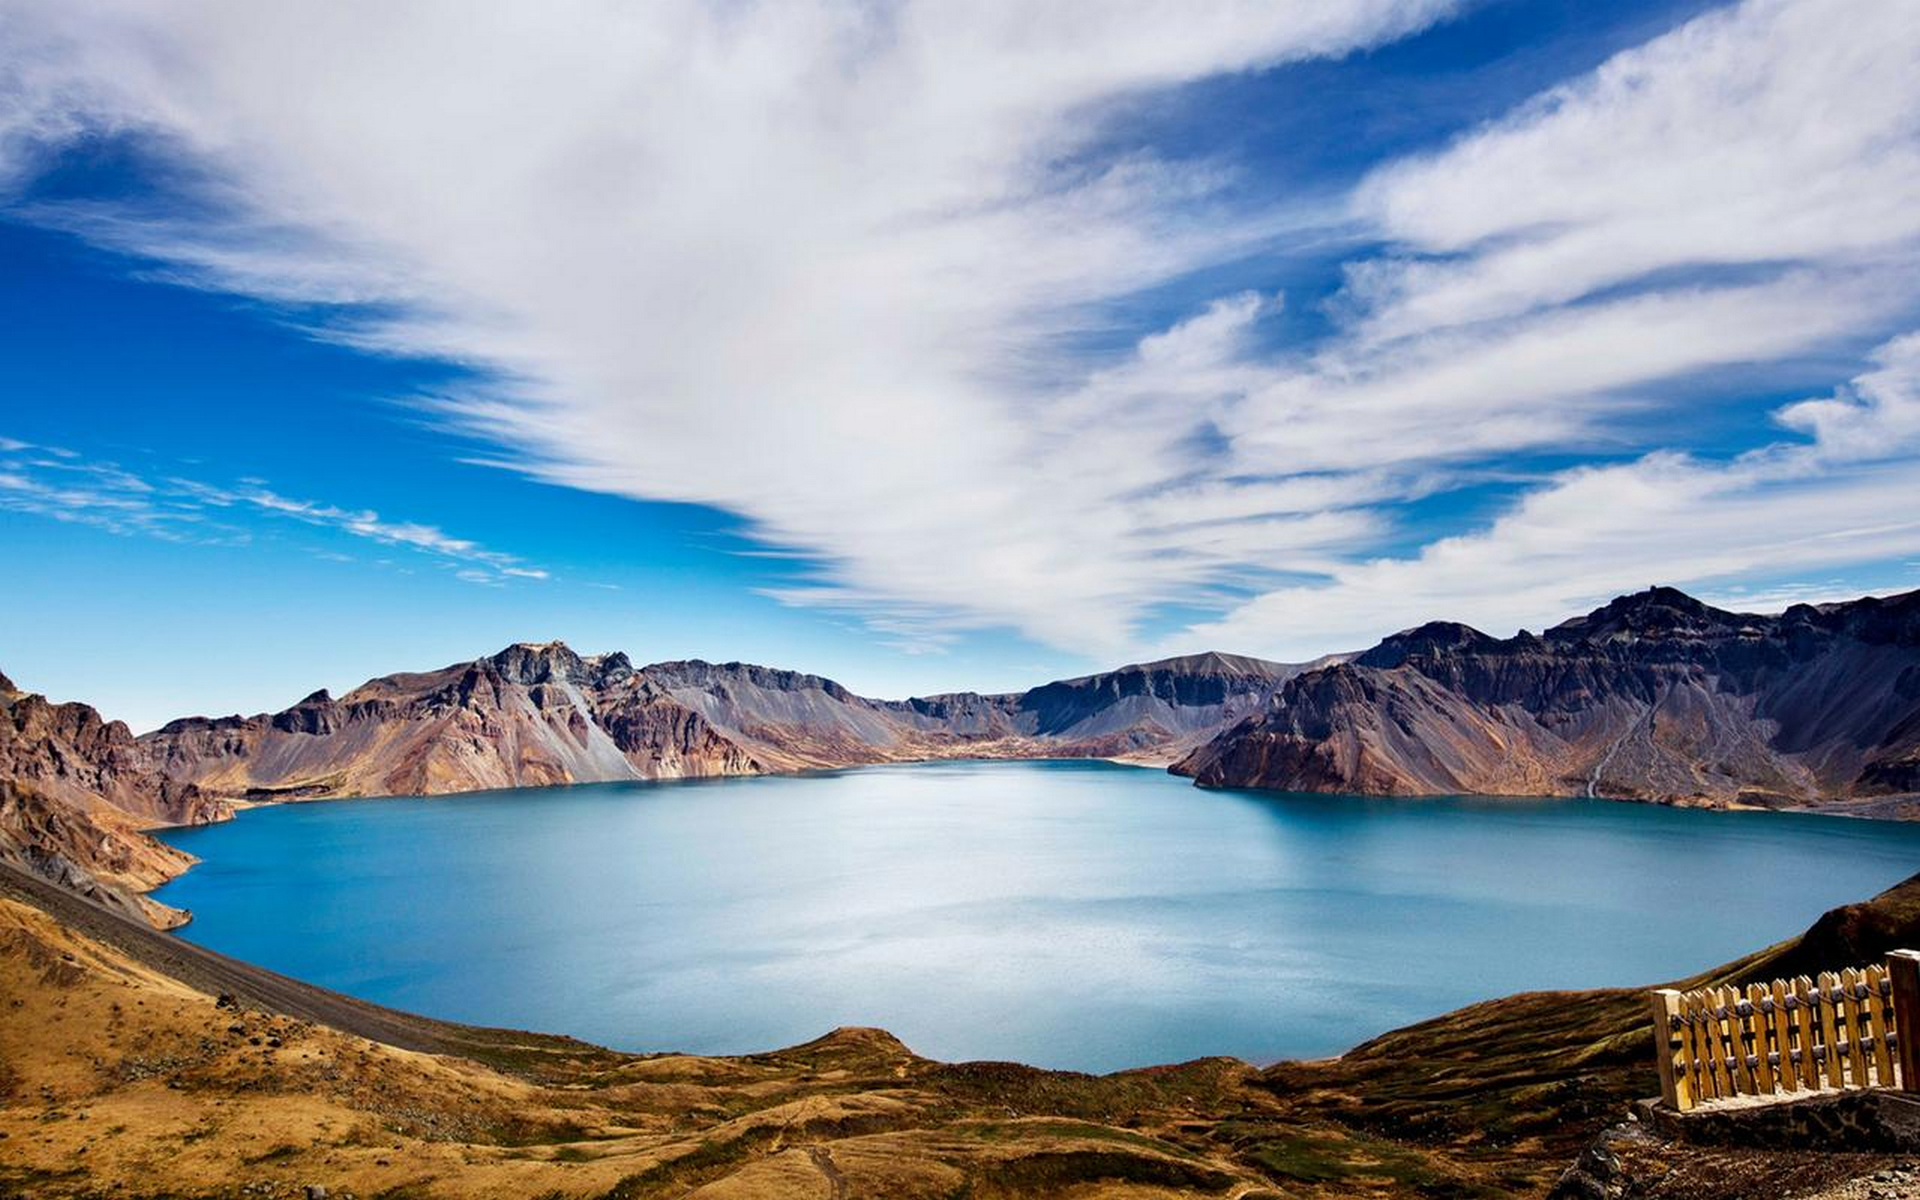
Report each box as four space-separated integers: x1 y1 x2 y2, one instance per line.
0 440 549 583
1347 0 1920 345
1179 332 1920 654
0 0 1459 656
1161 0 1920 652
2 0 1919 661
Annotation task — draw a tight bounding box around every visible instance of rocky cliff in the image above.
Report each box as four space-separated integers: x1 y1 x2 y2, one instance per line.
1174 587 1920 808
0 670 228 927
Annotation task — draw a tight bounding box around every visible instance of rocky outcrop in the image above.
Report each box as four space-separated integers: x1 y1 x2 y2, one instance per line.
0 671 226 826
1174 587 1920 807
0 672 229 926
594 676 765 778
0 780 195 928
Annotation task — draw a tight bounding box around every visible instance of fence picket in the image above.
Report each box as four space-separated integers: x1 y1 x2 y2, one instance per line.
1744 982 1775 1093
1650 990 1686 1109
1865 964 1896 1088
1706 989 1733 1099
1817 971 1844 1089
1890 951 1920 1091
1769 978 1797 1094
1697 990 1728 1098
1728 983 1758 1098
1794 975 1822 1090
1793 975 1821 1090
1843 968 1872 1086
1705 985 1732 1095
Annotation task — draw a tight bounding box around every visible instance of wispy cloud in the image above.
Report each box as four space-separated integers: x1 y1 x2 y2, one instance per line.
0 0 1917 659
1163 0 1920 650
1178 332 1920 653
0 437 547 585
0 444 229 544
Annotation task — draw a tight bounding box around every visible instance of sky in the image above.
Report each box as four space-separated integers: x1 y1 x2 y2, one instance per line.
3 0 1919 732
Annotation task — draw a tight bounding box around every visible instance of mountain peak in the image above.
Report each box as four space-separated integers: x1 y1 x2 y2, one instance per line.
1057 650 1298 686
488 640 587 685
586 650 634 683
1547 586 1739 642
1611 584 1710 612
1134 650 1292 676
499 639 575 654
1357 621 1497 668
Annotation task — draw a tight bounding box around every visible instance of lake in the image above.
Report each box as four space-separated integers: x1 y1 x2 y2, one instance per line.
154 759 1920 1073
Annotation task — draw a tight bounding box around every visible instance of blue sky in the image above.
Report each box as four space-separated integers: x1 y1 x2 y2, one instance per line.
3 0 1919 731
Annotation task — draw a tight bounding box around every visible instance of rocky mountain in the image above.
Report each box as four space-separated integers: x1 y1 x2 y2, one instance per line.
135 644 1314 802
13 583 1919 928
1174 587 1920 809
0 670 228 927
142 643 754 799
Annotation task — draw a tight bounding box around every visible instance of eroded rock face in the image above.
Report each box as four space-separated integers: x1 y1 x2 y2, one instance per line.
0 676 228 926
143 647 679 798
0 781 194 927
0 678 225 826
1174 588 1920 807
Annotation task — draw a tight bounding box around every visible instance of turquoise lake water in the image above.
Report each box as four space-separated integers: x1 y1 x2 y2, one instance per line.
154 759 1920 1072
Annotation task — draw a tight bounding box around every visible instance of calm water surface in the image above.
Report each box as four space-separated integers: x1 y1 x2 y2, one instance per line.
155 760 1920 1072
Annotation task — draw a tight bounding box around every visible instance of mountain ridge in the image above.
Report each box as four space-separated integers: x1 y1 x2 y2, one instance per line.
1174 586 1920 808
136 643 1318 798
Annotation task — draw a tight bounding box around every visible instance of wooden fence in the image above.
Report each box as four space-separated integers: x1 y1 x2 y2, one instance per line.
1650 950 1920 1111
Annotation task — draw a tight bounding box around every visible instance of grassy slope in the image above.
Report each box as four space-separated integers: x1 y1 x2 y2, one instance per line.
5 862 1920 1199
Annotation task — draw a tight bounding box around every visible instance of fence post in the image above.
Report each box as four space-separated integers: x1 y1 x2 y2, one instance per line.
1650 988 1687 1109
1889 950 1920 1092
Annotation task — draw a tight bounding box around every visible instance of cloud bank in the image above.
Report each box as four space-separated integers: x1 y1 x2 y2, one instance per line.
3 0 1918 659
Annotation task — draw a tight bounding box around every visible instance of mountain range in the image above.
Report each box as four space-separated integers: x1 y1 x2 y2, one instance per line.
139 644 1319 799
1174 586 1920 807
4 585 1918 925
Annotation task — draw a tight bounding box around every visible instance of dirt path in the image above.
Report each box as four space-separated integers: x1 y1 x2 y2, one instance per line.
0 860 610 1072
806 1145 849 1200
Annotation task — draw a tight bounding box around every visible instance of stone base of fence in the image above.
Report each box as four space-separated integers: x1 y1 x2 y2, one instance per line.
1634 1089 1920 1153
